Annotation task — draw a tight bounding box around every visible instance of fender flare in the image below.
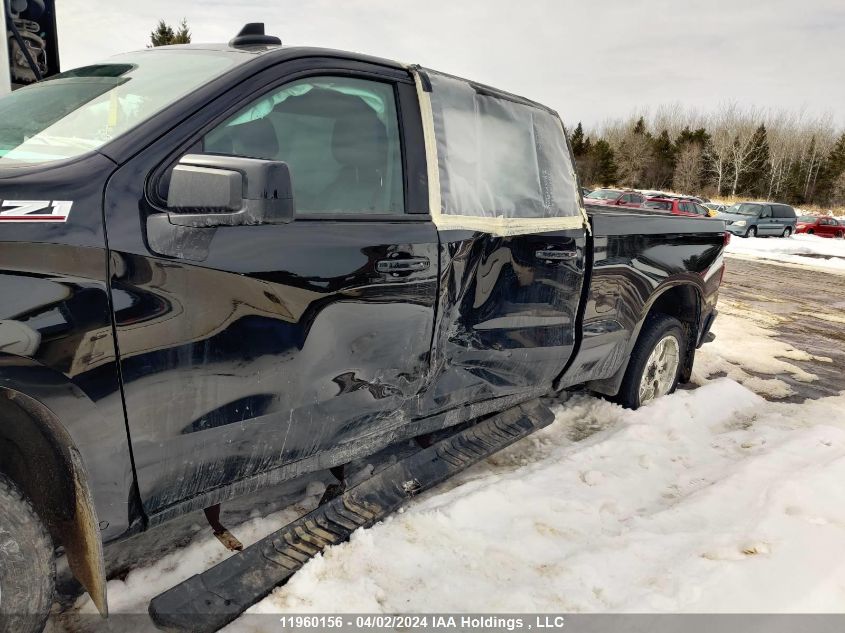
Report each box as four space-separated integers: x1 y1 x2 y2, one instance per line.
586 279 704 396
0 356 127 616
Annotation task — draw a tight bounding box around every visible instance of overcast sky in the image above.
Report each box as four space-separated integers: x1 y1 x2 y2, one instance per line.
58 0 845 130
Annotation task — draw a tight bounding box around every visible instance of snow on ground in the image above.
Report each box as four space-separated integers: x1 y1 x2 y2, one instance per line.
692 301 831 398
65 308 845 628
726 233 845 273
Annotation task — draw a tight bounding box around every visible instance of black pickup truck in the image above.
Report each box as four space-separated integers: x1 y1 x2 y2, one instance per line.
0 25 726 632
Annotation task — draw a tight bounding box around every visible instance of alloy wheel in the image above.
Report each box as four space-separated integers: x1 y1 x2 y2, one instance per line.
638 334 681 404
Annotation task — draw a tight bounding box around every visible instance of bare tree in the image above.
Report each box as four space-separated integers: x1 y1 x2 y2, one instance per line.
831 171 845 207
614 121 653 188
765 109 800 199
727 105 762 196
801 114 837 200
674 143 703 193
705 107 734 196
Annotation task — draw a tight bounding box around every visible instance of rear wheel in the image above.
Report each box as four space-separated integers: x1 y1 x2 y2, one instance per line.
744 226 757 238
616 314 687 410
782 226 793 237
836 231 844 239
0 474 54 633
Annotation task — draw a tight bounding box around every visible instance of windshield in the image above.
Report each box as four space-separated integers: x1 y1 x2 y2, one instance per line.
726 203 762 216
586 189 621 200
798 215 816 222
0 50 244 164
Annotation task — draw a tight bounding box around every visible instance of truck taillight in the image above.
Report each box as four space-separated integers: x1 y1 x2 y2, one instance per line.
724 231 731 246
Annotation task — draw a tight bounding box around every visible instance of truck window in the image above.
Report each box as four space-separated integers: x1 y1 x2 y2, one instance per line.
203 76 404 215
425 70 580 222
0 50 243 164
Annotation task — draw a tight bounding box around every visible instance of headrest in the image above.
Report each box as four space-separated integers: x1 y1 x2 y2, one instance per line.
331 109 387 168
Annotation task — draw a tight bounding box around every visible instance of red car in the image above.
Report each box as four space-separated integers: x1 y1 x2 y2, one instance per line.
795 215 844 238
642 197 709 217
583 188 645 208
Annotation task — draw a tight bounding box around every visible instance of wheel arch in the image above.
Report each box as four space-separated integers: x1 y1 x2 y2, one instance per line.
0 387 109 616
587 280 703 396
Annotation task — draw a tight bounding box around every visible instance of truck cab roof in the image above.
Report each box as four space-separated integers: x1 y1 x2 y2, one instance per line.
145 41 408 72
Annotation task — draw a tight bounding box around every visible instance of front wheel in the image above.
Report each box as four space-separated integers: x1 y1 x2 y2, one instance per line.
0 474 55 633
836 231 844 239
744 226 757 238
616 314 687 410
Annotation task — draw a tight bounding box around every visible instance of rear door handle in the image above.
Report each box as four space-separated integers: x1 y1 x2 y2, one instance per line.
376 256 430 274
535 249 577 261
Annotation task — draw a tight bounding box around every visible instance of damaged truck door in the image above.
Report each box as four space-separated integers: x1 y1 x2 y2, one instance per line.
103 65 439 522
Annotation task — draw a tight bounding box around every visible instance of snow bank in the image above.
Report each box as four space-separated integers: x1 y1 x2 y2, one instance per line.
726 233 845 273
237 383 845 618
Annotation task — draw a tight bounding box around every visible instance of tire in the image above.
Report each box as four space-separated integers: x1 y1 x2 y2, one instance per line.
615 314 687 410
782 226 793 238
836 231 844 240
744 226 757 238
0 474 54 633
807 229 814 235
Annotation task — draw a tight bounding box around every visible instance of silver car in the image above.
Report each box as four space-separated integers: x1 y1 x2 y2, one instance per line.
719 202 798 238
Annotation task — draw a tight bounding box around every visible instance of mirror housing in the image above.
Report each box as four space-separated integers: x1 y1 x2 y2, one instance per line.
166 154 294 227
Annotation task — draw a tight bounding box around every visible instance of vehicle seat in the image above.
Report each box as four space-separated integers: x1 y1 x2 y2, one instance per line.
317 105 387 212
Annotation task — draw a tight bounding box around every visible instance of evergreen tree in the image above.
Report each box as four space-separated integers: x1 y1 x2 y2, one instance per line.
816 133 845 205
633 117 648 136
150 18 191 47
738 125 771 197
570 122 586 157
173 19 192 44
150 20 175 47
676 126 710 148
573 136 596 186
591 139 617 186
648 129 676 189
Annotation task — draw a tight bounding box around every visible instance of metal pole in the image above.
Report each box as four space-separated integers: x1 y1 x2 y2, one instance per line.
0 2 11 96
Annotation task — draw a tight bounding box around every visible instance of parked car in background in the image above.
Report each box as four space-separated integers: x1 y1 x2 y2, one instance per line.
719 202 797 238
584 188 645 208
581 187 592 197
796 215 845 238
643 197 709 217
702 202 726 216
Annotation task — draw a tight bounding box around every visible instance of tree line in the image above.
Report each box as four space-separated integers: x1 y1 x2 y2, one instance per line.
569 104 845 207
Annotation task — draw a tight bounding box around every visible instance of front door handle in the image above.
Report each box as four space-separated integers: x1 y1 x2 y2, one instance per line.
376 256 430 274
535 249 577 261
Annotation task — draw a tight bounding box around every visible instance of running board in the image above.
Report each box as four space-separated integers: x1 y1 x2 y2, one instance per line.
148 400 554 632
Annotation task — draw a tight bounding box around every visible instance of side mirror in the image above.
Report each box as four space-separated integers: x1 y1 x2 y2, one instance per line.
166 154 294 227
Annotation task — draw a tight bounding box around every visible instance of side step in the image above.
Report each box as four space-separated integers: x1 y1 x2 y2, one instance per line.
149 399 554 632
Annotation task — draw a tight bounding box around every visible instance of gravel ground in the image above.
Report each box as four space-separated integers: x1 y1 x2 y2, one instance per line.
719 256 845 401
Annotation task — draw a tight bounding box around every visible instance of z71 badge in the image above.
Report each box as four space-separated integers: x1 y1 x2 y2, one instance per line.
0 200 73 222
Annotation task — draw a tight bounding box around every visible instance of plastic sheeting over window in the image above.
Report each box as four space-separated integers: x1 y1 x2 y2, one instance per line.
416 68 587 235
